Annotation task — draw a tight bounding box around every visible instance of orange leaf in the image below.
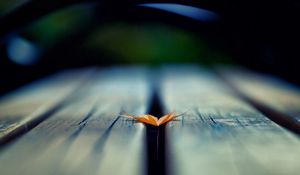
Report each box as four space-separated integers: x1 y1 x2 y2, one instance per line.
126 113 178 126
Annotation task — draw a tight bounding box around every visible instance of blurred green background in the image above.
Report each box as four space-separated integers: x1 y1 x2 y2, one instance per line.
4 0 300 94
1 1 231 66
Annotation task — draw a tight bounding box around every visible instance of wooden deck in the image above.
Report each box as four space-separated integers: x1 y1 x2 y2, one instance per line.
0 66 300 175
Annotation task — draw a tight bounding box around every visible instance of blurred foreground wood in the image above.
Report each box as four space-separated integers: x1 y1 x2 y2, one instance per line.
220 67 300 121
0 67 149 175
160 66 300 175
0 66 300 175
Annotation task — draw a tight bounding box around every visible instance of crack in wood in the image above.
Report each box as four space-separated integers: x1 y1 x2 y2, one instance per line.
146 88 166 175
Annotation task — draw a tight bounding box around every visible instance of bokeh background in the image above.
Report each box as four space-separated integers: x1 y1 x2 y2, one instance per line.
1 0 300 95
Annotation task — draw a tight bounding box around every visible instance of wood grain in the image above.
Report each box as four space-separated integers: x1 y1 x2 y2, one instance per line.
0 69 94 144
0 67 150 175
160 66 300 175
219 67 300 121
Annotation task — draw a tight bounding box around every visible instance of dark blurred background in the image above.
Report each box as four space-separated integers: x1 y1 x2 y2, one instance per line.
1 0 300 95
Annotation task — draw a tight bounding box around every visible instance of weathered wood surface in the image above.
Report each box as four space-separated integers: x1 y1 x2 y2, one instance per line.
0 69 94 143
161 66 300 175
0 67 149 175
1 66 300 175
220 67 300 121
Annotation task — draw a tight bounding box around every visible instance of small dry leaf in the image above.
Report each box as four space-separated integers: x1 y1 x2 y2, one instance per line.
126 113 178 126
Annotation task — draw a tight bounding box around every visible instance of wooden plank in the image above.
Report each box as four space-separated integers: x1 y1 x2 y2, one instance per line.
0 67 149 175
219 67 300 121
0 69 94 144
161 66 300 175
